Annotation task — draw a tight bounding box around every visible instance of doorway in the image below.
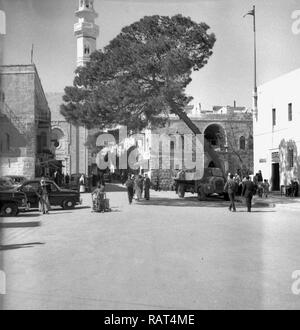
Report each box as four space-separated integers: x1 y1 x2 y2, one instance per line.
271 163 280 191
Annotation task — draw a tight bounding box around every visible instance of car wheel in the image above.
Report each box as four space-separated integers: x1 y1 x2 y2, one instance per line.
62 199 75 210
1 203 18 217
178 183 185 198
197 186 206 201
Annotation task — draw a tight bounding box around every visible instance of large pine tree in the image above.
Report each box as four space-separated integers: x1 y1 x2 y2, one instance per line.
61 14 223 171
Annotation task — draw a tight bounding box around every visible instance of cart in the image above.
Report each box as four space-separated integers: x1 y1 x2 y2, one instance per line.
92 192 111 212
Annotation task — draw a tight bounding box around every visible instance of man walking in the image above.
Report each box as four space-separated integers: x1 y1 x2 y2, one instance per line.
125 175 135 204
242 175 256 212
224 174 238 212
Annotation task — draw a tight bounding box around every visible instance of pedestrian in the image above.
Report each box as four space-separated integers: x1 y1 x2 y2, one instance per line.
134 175 143 201
224 173 238 212
234 171 242 196
65 173 70 186
53 170 58 184
262 179 270 198
125 175 135 205
79 174 85 185
257 170 263 183
242 175 256 212
91 182 106 212
37 177 51 214
292 178 299 197
144 174 151 200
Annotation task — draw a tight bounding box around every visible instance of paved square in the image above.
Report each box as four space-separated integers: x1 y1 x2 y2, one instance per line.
1 185 300 309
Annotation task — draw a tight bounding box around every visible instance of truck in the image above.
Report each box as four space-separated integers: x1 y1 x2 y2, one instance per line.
0 189 28 217
175 167 229 201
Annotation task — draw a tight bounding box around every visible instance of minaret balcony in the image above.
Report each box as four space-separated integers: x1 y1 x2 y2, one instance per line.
74 22 99 38
75 9 98 20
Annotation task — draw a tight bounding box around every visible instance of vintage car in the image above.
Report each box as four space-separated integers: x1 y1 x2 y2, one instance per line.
174 167 229 201
0 177 16 191
0 188 28 217
17 179 82 210
4 175 27 185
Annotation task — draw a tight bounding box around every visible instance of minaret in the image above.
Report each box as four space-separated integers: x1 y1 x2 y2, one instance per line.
72 0 99 175
0 9 6 65
74 0 99 67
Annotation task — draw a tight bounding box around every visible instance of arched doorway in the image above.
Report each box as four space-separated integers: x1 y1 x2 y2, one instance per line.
51 128 64 150
204 124 226 151
51 128 67 174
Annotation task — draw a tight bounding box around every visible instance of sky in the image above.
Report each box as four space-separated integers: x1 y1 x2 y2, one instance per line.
1 0 300 110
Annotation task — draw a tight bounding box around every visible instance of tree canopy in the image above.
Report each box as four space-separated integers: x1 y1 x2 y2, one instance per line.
60 14 216 133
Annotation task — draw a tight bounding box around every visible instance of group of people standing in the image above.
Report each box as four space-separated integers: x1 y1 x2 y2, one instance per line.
125 174 151 205
224 170 269 213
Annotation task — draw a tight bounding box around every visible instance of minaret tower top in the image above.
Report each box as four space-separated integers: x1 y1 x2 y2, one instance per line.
74 0 99 67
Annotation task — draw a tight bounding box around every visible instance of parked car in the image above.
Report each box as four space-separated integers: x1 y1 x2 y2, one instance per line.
0 177 16 191
4 175 27 185
17 179 82 210
0 188 28 217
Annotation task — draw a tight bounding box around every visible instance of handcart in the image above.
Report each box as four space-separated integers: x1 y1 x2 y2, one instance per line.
92 192 111 212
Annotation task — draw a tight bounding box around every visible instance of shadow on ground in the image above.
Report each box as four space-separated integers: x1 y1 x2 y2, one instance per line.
136 196 230 208
0 221 41 229
87 183 127 193
0 242 45 251
136 195 276 209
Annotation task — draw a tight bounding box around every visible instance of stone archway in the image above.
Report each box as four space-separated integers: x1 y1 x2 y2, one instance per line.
51 127 69 174
51 127 65 150
204 123 226 151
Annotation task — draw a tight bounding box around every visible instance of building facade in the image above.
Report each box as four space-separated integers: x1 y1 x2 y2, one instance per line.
254 68 300 191
145 105 253 190
0 64 52 178
94 105 253 190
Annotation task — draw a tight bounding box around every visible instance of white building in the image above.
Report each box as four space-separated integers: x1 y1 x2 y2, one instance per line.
254 68 300 191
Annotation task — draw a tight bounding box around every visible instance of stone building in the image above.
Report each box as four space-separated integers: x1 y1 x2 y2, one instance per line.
47 92 91 176
142 105 254 190
94 104 253 190
254 68 300 191
0 64 52 178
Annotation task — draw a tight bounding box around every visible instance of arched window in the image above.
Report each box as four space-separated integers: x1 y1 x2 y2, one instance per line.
239 136 246 150
170 139 175 170
248 135 253 150
84 44 90 55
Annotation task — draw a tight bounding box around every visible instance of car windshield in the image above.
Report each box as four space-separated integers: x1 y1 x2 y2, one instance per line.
0 177 14 190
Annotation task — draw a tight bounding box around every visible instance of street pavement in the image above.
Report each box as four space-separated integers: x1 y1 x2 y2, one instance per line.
1 184 300 310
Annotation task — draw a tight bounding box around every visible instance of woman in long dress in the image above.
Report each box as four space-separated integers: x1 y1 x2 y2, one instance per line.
37 178 51 214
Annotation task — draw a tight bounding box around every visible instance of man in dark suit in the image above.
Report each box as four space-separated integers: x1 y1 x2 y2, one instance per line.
242 175 256 212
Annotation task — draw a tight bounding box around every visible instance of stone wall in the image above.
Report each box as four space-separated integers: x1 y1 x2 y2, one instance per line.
0 65 51 178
